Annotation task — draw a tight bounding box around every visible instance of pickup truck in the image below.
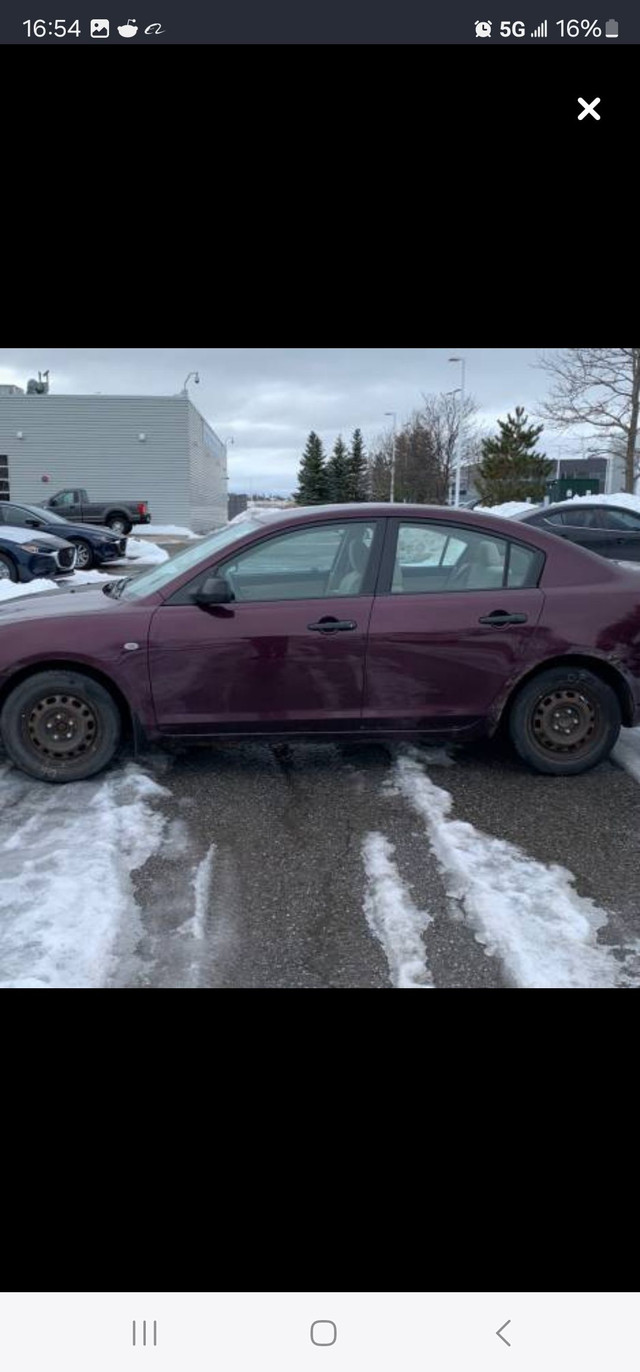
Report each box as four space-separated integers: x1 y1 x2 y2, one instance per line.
37 488 151 535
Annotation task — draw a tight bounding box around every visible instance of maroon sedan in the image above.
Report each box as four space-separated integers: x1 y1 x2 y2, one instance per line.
1 503 640 783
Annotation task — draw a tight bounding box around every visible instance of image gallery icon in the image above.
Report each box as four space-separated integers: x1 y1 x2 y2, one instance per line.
475 19 492 36
118 17 138 34
90 18 110 34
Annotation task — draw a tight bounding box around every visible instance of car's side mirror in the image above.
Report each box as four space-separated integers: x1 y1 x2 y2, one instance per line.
26 519 39 528
193 575 234 606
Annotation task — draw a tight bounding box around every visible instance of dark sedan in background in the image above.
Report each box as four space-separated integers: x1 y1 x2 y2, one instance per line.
0 501 127 570
0 527 77 583
516 501 640 563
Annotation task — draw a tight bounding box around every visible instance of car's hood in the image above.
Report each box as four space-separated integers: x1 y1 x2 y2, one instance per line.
0 584 122 622
0 523 71 549
54 521 122 539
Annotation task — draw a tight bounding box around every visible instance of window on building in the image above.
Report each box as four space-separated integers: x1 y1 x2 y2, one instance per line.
0 456 9 501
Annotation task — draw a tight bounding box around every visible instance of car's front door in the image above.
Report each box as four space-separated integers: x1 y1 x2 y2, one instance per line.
363 519 545 732
148 519 383 735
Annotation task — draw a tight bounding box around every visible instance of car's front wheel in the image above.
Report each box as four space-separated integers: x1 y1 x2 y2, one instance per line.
508 666 621 776
0 671 122 782
0 552 18 582
71 538 94 569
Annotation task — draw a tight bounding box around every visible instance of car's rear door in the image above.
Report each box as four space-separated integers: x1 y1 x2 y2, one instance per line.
597 507 640 561
148 518 384 735
362 518 545 733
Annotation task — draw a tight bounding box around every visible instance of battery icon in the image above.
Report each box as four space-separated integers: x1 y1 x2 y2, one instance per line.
605 18 618 34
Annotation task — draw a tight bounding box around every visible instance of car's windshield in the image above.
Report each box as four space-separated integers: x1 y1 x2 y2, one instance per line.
120 517 268 599
23 504 68 525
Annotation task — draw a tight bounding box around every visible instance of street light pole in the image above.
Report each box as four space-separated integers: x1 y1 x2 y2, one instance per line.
385 412 397 503
448 357 466 507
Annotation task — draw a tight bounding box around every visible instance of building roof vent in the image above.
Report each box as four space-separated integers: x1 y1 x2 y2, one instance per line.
26 370 50 395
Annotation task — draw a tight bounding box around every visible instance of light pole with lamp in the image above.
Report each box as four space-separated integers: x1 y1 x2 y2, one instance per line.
385 412 397 502
448 356 466 507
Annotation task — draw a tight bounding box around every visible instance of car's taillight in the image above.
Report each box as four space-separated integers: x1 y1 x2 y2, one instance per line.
138 502 147 514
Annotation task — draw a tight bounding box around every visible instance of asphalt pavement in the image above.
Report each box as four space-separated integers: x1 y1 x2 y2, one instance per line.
116 734 640 988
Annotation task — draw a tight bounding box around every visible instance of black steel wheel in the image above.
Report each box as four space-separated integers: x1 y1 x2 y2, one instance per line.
0 671 121 782
509 667 621 776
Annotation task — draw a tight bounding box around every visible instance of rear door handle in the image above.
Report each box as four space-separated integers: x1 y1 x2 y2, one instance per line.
308 618 357 633
478 611 529 626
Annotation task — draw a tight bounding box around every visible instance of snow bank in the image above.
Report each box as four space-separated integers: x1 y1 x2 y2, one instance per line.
141 524 201 538
362 833 434 987
0 763 171 989
474 501 540 518
124 537 169 564
392 750 639 989
0 568 116 604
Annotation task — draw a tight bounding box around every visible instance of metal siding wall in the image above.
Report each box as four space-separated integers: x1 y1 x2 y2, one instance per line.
187 401 228 533
0 396 191 524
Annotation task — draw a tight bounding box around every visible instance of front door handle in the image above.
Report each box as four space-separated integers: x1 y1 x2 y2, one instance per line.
478 611 529 626
308 618 357 633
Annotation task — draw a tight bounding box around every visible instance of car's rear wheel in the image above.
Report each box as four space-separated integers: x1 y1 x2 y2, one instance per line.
107 516 131 535
508 666 621 776
0 671 121 783
72 538 94 569
0 552 18 582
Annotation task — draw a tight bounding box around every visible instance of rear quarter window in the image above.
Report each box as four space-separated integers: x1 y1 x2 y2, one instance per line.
507 541 545 588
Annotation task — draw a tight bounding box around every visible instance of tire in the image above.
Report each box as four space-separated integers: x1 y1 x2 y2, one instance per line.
0 552 18 582
107 515 132 535
0 670 121 783
71 538 94 570
508 666 621 776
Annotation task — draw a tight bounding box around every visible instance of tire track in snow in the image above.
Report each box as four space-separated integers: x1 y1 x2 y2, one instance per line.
391 749 640 989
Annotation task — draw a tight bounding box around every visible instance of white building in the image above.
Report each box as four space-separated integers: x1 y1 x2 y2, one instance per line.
0 379 227 533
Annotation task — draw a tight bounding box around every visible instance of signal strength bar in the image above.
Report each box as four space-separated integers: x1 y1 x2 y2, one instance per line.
530 19 548 34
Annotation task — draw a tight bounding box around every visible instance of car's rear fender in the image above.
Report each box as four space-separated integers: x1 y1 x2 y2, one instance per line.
489 652 637 735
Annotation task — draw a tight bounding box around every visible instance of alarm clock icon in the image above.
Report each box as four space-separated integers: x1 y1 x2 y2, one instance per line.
475 19 492 35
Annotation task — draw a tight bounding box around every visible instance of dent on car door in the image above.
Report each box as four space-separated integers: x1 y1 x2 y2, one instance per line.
148 519 384 734
363 520 546 731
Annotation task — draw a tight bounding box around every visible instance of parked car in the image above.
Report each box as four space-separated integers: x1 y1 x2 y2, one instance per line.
0 501 127 570
515 501 640 563
0 525 77 584
1 502 640 784
37 488 151 535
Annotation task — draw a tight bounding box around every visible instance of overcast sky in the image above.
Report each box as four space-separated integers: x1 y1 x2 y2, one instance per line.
0 348 574 494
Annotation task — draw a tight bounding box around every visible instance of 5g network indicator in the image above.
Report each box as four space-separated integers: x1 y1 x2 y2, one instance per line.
475 17 619 35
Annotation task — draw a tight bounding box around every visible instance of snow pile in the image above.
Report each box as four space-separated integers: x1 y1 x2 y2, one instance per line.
392 750 639 989
141 524 201 538
362 833 434 988
0 568 116 604
227 507 294 528
474 501 540 518
613 728 640 785
0 763 171 989
124 537 169 564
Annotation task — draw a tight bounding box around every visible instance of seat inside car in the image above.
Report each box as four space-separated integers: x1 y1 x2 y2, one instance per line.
329 536 370 594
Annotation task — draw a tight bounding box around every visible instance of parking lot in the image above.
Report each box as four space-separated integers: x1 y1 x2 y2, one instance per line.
3 724 639 989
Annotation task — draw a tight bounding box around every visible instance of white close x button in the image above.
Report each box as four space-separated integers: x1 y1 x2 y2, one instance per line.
578 96 601 120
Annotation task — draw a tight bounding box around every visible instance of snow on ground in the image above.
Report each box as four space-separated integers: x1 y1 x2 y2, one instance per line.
140 524 201 538
474 501 540 518
124 537 169 564
613 728 640 785
362 833 434 988
390 749 640 989
0 569 116 604
0 763 171 989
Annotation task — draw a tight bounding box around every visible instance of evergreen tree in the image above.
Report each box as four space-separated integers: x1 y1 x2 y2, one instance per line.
325 436 351 503
475 406 553 505
345 428 369 501
295 431 328 504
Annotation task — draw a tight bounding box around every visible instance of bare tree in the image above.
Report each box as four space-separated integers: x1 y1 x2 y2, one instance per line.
536 348 640 493
367 393 481 504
